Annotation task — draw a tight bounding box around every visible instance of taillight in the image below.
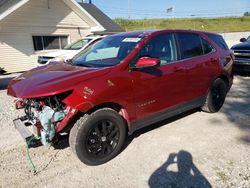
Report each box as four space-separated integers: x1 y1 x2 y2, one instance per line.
230 52 235 61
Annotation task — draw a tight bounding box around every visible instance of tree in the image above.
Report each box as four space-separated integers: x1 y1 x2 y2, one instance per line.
244 12 250 16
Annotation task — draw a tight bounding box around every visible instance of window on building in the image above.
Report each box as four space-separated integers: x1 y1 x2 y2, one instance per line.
32 36 68 51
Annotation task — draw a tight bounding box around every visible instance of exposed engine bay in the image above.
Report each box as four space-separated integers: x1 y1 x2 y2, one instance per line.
15 92 77 147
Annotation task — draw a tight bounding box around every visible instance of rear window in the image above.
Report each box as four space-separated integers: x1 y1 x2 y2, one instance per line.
207 34 229 50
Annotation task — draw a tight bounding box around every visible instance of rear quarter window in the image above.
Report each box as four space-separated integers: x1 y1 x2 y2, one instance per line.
207 34 229 50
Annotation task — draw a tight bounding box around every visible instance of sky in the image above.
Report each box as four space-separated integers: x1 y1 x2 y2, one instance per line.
77 0 250 19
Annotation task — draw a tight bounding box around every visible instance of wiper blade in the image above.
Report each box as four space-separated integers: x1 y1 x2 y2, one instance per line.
67 59 94 67
76 63 93 67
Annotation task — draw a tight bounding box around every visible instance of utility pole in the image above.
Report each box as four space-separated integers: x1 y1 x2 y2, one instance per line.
190 14 196 30
128 0 130 19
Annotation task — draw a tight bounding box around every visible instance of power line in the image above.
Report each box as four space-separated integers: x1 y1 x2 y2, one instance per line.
100 5 243 13
104 10 246 17
98 5 246 18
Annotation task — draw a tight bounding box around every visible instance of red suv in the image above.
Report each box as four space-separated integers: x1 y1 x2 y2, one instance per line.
8 30 234 165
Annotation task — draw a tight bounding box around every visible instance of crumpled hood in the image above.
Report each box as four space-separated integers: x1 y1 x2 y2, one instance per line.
231 42 250 51
7 62 111 98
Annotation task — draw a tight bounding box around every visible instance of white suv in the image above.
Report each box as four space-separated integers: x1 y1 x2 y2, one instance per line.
37 35 105 66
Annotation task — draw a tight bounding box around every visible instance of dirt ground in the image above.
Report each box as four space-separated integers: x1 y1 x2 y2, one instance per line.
0 75 249 188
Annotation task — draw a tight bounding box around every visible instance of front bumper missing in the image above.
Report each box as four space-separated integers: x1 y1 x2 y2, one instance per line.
13 118 41 147
14 119 33 140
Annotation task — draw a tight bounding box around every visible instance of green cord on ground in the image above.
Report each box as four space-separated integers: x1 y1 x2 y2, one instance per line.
26 137 37 175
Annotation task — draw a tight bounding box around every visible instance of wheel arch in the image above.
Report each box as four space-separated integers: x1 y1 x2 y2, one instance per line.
218 74 229 90
86 102 130 132
205 74 230 97
86 102 123 114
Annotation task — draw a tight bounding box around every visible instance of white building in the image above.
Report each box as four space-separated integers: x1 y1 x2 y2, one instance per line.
0 0 123 73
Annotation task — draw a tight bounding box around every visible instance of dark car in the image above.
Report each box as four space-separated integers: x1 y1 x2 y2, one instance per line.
231 36 250 72
8 29 233 165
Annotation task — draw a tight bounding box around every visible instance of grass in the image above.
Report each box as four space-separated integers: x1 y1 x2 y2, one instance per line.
114 16 250 32
216 171 229 184
243 175 250 181
214 167 230 184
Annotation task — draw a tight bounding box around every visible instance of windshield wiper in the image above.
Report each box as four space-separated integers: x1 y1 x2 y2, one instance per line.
66 59 93 67
76 63 93 67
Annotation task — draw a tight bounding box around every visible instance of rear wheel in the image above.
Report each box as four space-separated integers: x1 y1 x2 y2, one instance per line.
69 108 126 165
202 78 227 113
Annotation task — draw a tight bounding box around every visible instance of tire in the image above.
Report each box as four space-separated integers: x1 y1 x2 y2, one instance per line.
202 78 227 113
69 108 126 165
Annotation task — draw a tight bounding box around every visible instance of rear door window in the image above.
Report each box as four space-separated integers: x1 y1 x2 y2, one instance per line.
177 33 203 59
202 38 215 54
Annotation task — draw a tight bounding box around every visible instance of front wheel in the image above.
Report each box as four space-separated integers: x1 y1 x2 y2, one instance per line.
69 108 126 165
202 78 227 113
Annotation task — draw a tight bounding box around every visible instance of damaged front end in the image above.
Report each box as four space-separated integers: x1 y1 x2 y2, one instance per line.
14 91 77 147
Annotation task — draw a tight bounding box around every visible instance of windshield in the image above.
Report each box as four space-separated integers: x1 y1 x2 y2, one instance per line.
64 39 92 50
247 36 250 42
71 35 143 67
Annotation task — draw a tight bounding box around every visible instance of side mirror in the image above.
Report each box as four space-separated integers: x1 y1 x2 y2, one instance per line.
240 38 247 42
135 57 160 69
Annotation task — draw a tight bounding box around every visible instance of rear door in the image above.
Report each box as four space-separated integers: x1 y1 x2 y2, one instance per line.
176 32 215 100
130 33 187 121
207 34 234 75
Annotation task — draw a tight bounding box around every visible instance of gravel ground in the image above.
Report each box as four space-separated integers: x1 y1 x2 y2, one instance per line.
0 75 250 188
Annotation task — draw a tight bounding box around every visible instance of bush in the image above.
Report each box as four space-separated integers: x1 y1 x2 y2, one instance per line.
244 12 250 16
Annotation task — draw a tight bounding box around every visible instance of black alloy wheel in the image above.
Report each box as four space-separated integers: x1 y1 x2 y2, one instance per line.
86 119 120 158
201 78 227 113
69 108 126 165
211 82 226 111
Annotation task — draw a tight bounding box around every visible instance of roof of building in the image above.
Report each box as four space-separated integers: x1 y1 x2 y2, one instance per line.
0 0 124 33
0 0 21 14
79 3 124 33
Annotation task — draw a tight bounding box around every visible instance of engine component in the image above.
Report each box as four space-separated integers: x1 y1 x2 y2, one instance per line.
38 106 66 146
15 99 25 109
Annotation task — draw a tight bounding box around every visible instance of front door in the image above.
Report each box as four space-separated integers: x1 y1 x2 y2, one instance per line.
130 33 187 121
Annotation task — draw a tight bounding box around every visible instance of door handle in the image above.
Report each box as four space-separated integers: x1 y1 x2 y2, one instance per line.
173 67 183 72
210 58 217 63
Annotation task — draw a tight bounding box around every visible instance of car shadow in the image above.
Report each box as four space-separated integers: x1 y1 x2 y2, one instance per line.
220 74 250 144
54 108 200 152
53 134 70 149
148 150 212 188
122 108 199 152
